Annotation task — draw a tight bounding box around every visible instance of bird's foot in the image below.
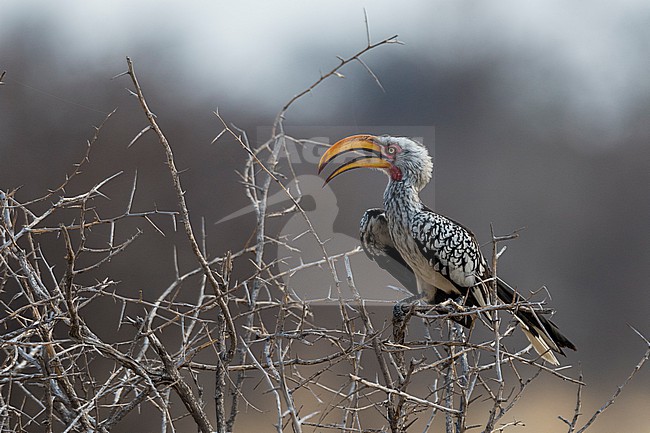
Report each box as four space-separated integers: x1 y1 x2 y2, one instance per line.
434 297 473 328
393 293 425 319
392 303 408 320
438 298 465 312
392 296 421 343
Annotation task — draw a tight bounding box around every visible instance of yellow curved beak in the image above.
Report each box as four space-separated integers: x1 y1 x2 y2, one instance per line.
317 134 390 185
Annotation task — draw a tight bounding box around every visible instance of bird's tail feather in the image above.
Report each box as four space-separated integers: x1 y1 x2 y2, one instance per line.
521 327 560 365
496 278 576 364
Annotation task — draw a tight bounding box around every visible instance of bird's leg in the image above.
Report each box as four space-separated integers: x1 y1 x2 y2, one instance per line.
392 293 424 360
392 294 422 350
437 297 465 313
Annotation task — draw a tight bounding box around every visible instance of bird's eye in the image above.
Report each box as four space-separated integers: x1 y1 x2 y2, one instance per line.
387 146 397 155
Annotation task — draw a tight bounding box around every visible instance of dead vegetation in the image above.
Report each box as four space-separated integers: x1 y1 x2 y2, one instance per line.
1 30 648 433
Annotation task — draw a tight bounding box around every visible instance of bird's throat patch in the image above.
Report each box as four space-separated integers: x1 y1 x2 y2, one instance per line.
389 165 403 181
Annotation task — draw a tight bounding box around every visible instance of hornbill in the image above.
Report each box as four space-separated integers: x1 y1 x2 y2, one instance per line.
318 134 576 365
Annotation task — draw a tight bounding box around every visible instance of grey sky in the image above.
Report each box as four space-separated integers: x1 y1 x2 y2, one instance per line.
2 0 649 149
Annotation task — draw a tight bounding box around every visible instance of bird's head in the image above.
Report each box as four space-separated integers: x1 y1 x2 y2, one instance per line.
318 135 433 190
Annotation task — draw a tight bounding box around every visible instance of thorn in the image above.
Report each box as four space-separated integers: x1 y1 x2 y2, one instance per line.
111 70 130 80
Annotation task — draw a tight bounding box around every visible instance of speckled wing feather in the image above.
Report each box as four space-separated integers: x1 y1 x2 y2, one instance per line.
411 206 576 361
410 206 490 305
360 206 575 364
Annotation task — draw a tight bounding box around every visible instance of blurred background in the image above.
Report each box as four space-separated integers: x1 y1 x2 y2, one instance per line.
1 1 649 431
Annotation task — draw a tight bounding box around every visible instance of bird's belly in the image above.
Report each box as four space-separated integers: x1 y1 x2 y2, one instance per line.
412 258 462 296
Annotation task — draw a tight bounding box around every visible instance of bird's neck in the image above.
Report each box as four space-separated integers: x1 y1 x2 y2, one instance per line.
383 180 423 223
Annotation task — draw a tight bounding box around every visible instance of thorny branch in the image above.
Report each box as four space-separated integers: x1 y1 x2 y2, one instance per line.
1 28 647 433
126 57 237 365
564 327 650 433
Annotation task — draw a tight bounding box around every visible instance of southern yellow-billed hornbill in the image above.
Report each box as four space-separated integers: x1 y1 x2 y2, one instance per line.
318 134 576 365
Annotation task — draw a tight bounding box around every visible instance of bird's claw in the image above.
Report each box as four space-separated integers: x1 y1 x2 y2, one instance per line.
393 293 423 320
393 302 409 319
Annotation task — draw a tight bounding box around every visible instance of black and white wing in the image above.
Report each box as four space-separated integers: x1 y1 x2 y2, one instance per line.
359 209 418 296
411 207 576 361
410 206 490 305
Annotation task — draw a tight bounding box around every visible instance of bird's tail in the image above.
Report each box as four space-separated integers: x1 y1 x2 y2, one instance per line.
496 278 576 365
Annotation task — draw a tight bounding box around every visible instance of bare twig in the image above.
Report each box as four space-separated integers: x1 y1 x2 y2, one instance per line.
125 57 236 363
5 22 643 433
574 327 649 433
